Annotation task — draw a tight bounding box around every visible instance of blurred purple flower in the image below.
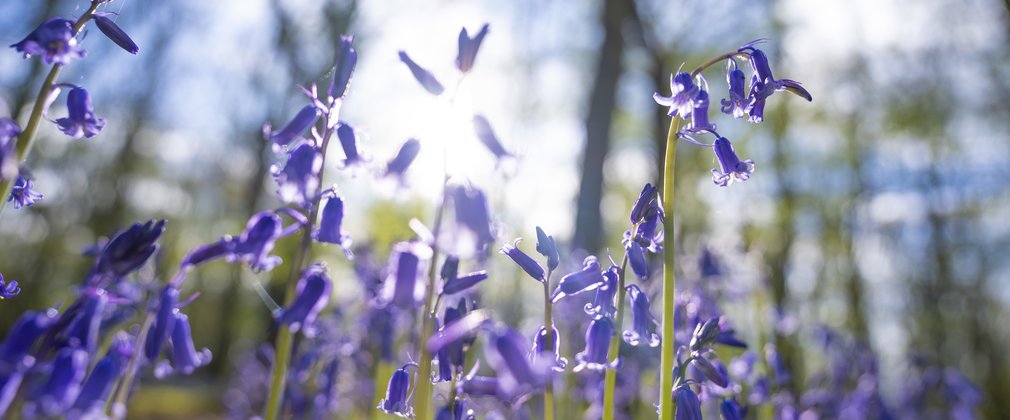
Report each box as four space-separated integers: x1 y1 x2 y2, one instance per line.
623 284 660 347
95 219 166 277
456 23 489 73
458 374 500 399
156 311 212 376
329 35 357 100
436 399 475 420
692 356 729 388
531 325 567 372
584 265 618 317
441 271 489 295
674 387 702 420
654 72 701 118
499 238 546 283
385 138 421 179
535 226 560 271
0 118 20 180
71 333 132 414
451 184 495 252
63 288 107 353
0 309 58 363
32 348 88 416
377 365 414 417
273 142 321 207
145 286 179 360
277 265 332 335
711 137 754 187
573 316 615 372
381 241 431 308
56 87 106 139
93 14 138 54
627 240 648 280
399 51 445 95
551 256 604 303
336 123 364 167
0 275 19 300
315 194 352 252
472 115 512 161
269 105 319 147
721 398 744 420
486 328 544 397
9 175 43 209
10 18 84 64
229 211 293 272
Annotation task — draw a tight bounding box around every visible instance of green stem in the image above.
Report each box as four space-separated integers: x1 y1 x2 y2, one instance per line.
107 311 153 418
0 0 104 218
264 124 337 420
413 176 450 420
602 252 631 420
542 268 555 420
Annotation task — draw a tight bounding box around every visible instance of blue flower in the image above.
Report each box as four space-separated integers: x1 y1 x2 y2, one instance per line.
456 23 489 73
551 256 604 303
535 226 560 271
329 35 357 100
314 194 352 252
584 265 618 317
63 288 108 353
229 211 288 272
499 238 545 283
378 365 414 418
531 325 567 372
95 219 166 277
0 275 20 300
272 141 321 207
0 310 58 363
8 175 43 209
451 184 495 252
710 137 754 187
720 399 744 420
0 118 21 180
30 348 89 417
155 311 211 376
623 284 660 347
441 271 489 295
93 14 138 54
683 89 717 134
145 286 179 360
691 356 728 388
56 87 106 139
269 105 319 147
70 334 131 414
458 375 501 399
627 240 648 280
399 51 445 95
385 138 421 179
573 316 616 372
381 241 432 308
674 386 702 420
720 63 748 118
737 42 812 123
10 18 85 64
336 123 364 167
436 399 475 420
653 72 701 118
485 328 544 397
629 183 658 224
277 265 332 335
472 115 512 162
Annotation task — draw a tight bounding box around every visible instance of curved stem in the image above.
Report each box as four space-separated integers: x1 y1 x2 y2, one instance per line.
601 252 631 420
542 268 554 420
658 115 680 420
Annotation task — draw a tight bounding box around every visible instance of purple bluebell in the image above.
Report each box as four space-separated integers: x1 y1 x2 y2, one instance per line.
9 175 43 209
329 35 357 100
70 334 131 414
653 72 701 118
674 387 702 420
698 247 722 278
96 219 165 277
499 239 545 283
721 64 748 118
315 194 352 251
632 201 664 252
10 18 85 64
472 115 512 161
0 118 20 180
56 87 106 139
458 374 500 398
436 400 475 420
584 265 618 317
451 184 495 251
427 309 489 357
399 51 445 95
381 241 431 308
32 348 88 416
623 284 660 347
385 138 421 179
145 286 178 360
573 316 615 372
0 362 29 414
485 328 544 397
456 23 489 73
273 141 321 207
336 123 364 167
630 183 658 224
690 317 721 351
535 226 559 271
441 255 460 283
229 211 287 272
721 399 744 420
277 265 331 334
63 288 107 353
0 275 19 299
377 365 414 418
0 309 58 363
531 325 567 372
692 356 728 387
435 335 454 383
270 105 319 146
627 240 648 280
710 137 754 187
746 79 768 124
181 238 232 267
551 256 604 303
738 43 811 122
93 14 138 54
441 271 489 295
683 88 717 134
156 311 211 376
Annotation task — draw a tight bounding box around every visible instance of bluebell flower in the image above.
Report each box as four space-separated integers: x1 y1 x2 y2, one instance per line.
738 43 812 123
0 361 29 414
451 184 495 252
229 211 288 272
378 365 414 418
472 115 512 162
440 255 460 282
385 138 421 179
710 137 754 187
145 286 179 360
63 288 108 353
277 265 331 335
721 63 748 118
315 194 352 252
674 386 702 420
720 398 744 420
535 226 560 271
31 348 89 416
95 219 166 277
584 265 618 317
627 240 648 280
9 175 43 209
458 374 501 398
630 183 658 224
399 51 445 95
692 356 728 387
427 309 489 358
10 18 85 64
273 141 321 207
181 238 232 267
436 399 475 420
441 271 489 295
56 87 106 139
574 316 616 372
683 88 717 134
485 327 544 397
499 238 546 283
269 105 319 147
0 309 58 363
93 14 138 54
0 118 20 180
70 333 132 414
381 241 431 308
336 123 364 167
690 317 722 351
0 274 20 299
623 284 660 347
456 23 489 73
329 35 357 100
653 72 701 118
551 256 604 302
155 311 211 377
531 325 567 372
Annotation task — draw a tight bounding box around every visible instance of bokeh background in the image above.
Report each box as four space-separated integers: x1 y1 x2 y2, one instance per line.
1 0 1008 417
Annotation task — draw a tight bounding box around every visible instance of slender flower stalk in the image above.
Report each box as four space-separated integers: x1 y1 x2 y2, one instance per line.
601 252 630 420
542 267 555 420
414 176 449 420
0 0 105 218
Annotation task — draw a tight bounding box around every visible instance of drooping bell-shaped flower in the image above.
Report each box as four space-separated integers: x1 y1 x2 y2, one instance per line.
737 42 811 123
0 309 57 363
623 285 660 347
93 14 139 54
385 138 421 179
573 316 616 372
335 123 364 167
230 211 286 272
721 63 748 118
710 137 754 187
458 374 500 399
96 219 166 277
436 399 475 420
399 51 445 95
33 348 88 416
63 288 108 353
441 300 471 367
269 105 319 147
277 265 331 334
630 183 658 224
441 271 489 295
692 356 728 388
584 265 618 317
377 365 414 418
10 18 85 64
156 311 211 376
381 241 432 308
674 387 702 420
0 275 20 300
721 398 744 420
683 89 717 134
273 141 321 208
531 325 567 372
653 72 701 118
315 194 352 252
456 23 489 73
551 256 604 303
145 286 179 360
499 239 545 283
56 87 106 139
535 226 559 271
451 184 495 252
472 115 512 162
71 334 132 414
329 35 357 100
0 118 20 180
485 328 544 397
627 240 648 280
181 238 232 267
9 175 43 209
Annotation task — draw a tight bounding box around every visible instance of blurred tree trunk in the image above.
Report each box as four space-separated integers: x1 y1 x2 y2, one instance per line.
572 0 628 253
